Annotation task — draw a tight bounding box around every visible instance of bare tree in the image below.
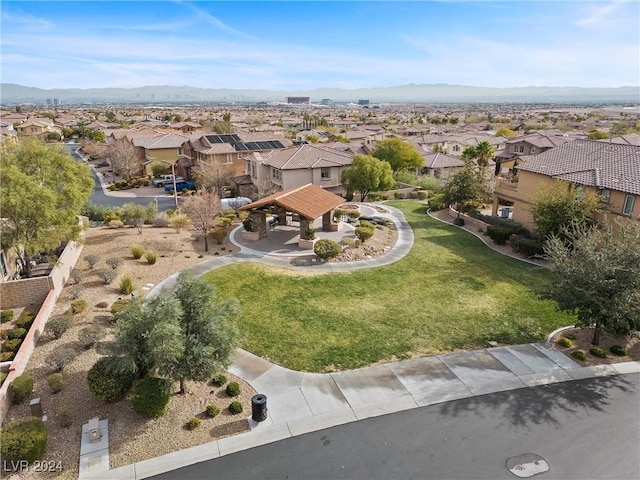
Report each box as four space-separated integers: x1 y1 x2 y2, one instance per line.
181 189 221 252
256 179 279 199
194 158 233 192
106 140 142 181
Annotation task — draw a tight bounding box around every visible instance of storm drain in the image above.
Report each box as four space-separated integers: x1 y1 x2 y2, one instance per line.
506 453 550 478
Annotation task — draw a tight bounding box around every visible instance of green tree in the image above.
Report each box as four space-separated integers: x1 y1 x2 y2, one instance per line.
529 180 599 239
371 138 424 173
0 138 93 277
110 274 240 394
442 160 488 218
587 130 610 140
462 141 495 170
171 273 240 394
609 122 629 136
542 219 640 345
496 127 516 139
341 154 395 201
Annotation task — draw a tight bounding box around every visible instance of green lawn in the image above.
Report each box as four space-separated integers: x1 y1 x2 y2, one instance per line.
203 201 573 372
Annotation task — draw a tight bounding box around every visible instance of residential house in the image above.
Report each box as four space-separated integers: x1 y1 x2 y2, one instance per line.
133 132 193 176
445 135 506 157
171 122 202 134
605 133 640 146
420 152 465 179
494 132 574 175
14 118 58 137
0 122 18 144
247 144 355 195
183 132 292 184
493 140 640 231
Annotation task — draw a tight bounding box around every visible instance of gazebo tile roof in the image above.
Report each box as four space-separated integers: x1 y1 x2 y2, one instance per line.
239 184 345 220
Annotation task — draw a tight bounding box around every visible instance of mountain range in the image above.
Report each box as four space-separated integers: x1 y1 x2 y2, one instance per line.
1 83 638 104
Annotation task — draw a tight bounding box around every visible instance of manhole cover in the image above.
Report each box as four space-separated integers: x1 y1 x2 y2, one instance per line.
506 453 550 478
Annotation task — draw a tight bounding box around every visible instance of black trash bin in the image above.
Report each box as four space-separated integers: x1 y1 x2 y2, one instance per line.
251 394 268 422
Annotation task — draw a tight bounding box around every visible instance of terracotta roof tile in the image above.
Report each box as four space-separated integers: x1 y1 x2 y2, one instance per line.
239 183 345 220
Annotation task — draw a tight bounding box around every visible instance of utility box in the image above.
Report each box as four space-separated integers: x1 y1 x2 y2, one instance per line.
88 417 101 443
501 207 511 218
30 398 43 418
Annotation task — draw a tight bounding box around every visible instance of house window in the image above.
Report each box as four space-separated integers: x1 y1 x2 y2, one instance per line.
623 195 635 216
0 251 8 280
518 146 525 153
321 167 330 179
530 147 536 154
177 147 184 155
251 162 256 178
453 145 460 152
600 189 611 203
226 154 233 164
271 168 282 182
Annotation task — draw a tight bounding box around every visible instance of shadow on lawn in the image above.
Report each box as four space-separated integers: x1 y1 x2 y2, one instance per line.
436 373 638 430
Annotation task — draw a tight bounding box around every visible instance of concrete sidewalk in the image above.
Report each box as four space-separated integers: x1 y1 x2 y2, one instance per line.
81 202 640 480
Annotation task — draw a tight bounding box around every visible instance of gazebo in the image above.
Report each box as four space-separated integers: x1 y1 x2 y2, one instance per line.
238 183 345 248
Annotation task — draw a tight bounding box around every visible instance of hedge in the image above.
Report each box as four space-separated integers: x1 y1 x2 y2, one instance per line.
87 356 136 402
9 375 34 404
0 417 48 464
132 378 172 417
486 225 513 245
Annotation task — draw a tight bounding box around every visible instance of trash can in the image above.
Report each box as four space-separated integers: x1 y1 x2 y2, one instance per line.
251 394 267 422
501 207 510 218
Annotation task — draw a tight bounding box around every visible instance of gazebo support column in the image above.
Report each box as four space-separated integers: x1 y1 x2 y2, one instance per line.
251 211 268 239
277 207 288 226
322 211 339 232
298 217 317 249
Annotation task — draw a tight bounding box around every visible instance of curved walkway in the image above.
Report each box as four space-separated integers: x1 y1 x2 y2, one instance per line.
91 203 640 480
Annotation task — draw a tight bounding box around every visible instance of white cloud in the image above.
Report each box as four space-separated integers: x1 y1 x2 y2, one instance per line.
574 0 630 27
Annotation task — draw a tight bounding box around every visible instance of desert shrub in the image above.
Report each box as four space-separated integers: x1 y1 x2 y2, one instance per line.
58 407 74 428
87 356 136 402
96 301 109 308
571 350 587 361
44 315 73 339
7 328 27 340
15 310 35 330
359 220 374 229
168 213 190 232
589 347 607 359
97 269 117 285
78 325 107 349
486 225 513 245
340 237 360 248
427 193 446 211
228 401 243 414
211 374 227 387
1 310 15 323
355 226 374 243
314 239 341 259
2 339 22 353
108 219 125 228
226 381 241 397
205 404 220 418
211 226 227 245
468 212 530 237
0 372 7 384
218 217 232 228
610 345 627 356
145 252 157 265
153 213 170 227
106 257 124 270
453 217 465 226
69 269 84 285
0 329 7 340
1 352 15 362
557 337 573 348
415 190 428 200
0 417 48 464
243 218 254 232
185 417 201 430
85 254 100 269
47 373 64 394
509 235 545 258
119 275 136 295
68 285 81 300
131 245 145 259
132 377 172 418
9 375 34 403
45 347 76 372
70 299 87 314
110 298 131 316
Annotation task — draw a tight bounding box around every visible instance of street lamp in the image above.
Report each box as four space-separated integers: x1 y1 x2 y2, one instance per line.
161 160 179 210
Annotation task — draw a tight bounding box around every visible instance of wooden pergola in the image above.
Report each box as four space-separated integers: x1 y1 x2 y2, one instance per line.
239 183 345 246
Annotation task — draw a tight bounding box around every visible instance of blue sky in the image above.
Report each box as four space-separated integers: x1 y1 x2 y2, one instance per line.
1 1 638 90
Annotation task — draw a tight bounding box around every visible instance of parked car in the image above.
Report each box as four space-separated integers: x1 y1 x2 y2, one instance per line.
164 180 196 192
221 197 252 210
153 174 185 187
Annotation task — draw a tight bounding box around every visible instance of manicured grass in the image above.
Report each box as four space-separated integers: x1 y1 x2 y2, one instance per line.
203 201 573 372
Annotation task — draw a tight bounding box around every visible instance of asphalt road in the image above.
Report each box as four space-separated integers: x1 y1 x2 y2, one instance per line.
151 373 640 480
66 144 176 211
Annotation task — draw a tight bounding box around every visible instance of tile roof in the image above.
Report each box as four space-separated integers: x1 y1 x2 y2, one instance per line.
605 134 640 146
423 153 465 169
239 183 345 220
133 133 190 149
259 144 354 170
507 132 574 149
518 139 640 195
